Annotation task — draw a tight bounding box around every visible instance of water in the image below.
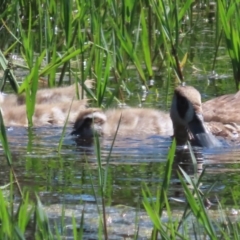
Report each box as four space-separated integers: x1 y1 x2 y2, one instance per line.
3 127 173 237
2 125 240 238
1 6 240 239
4 126 173 206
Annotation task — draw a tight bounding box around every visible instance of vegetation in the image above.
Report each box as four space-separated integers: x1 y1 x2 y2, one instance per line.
217 0 240 89
1 0 237 100
0 129 239 239
0 0 240 239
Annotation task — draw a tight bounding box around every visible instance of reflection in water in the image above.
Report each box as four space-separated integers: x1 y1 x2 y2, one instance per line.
168 147 205 204
174 147 204 175
0 126 240 238
1 126 240 208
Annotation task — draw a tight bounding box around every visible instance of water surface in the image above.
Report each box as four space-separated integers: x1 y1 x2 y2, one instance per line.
1 6 240 238
4 125 240 207
2 125 240 238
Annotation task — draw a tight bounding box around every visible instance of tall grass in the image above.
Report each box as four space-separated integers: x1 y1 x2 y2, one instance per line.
142 139 176 239
149 0 192 82
0 0 195 106
0 0 239 239
0 106 238 239
0 50 19 92
218 0 240 89
89 118 121 239
1 0 234 106
142 141 240 240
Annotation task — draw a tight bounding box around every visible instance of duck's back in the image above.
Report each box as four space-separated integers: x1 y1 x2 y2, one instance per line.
103 108 173 137
0 80 92 107
35 80 92 104
203 91 240 122
2 99 88 127
203 91 240 140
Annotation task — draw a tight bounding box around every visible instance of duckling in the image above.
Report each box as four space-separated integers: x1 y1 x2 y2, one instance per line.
34 80 92 104
73 86 236 148
2 81 237 148
1 99 88 127
0 79 92 107
72 108 173 138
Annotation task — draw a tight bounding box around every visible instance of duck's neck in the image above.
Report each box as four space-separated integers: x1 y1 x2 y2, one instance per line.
173 124 190 146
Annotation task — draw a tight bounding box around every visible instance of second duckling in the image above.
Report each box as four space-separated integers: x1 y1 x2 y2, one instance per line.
2 100 88 127
73 85 236 148
0 79 92 107
72 108 173 138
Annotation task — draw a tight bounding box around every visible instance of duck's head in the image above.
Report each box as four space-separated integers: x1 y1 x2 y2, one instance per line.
170 86 220 147
71 109 106 137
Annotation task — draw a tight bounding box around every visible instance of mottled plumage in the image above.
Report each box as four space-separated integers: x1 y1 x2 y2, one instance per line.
0 80 92 127
1 81 239 148
202 91 240 140
72 108 173 138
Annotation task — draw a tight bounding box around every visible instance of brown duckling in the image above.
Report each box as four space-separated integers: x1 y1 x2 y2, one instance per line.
73 86 239 147
2 100 88 127
72 108 173 138
0 79 92 107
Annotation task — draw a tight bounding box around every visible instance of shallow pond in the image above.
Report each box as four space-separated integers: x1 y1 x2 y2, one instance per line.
2 123 240 238
1 4 240 239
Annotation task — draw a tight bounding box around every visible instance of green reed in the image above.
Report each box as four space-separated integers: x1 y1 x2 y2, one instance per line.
178 171 217 239
218 0 240 90
0 0 195 107
142 139 176 239
140 3 153 79
142 140 240 239
2 0 232 110
149 0 193 82
90 120 120 239
0 130 239 239
0 112 51 239
0 50 19 92
1 0 240 239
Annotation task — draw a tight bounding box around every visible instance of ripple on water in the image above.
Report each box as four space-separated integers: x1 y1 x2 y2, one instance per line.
1 126 240 237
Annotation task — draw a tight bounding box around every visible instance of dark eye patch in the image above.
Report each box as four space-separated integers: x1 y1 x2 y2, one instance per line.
176 93 188 119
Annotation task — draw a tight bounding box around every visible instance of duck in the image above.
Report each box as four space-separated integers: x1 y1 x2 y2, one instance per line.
72 108 173 138
0 80 92 127
1 100 88 127
171 85 240 147
0 79 92 107
73 86 237 148
202 91 240 139
170 85 222 147
1 81 238 148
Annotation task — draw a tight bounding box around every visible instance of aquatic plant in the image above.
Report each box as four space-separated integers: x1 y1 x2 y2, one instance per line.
142 141 240 240
142 139 176 238
218 0 240 89
0 0 239 239
0 0 193 96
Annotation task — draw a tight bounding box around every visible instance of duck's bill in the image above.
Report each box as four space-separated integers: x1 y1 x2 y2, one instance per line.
194 132 222 148
188 113 222 148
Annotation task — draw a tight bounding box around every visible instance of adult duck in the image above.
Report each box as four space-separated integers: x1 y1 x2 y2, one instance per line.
73 86 237 147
